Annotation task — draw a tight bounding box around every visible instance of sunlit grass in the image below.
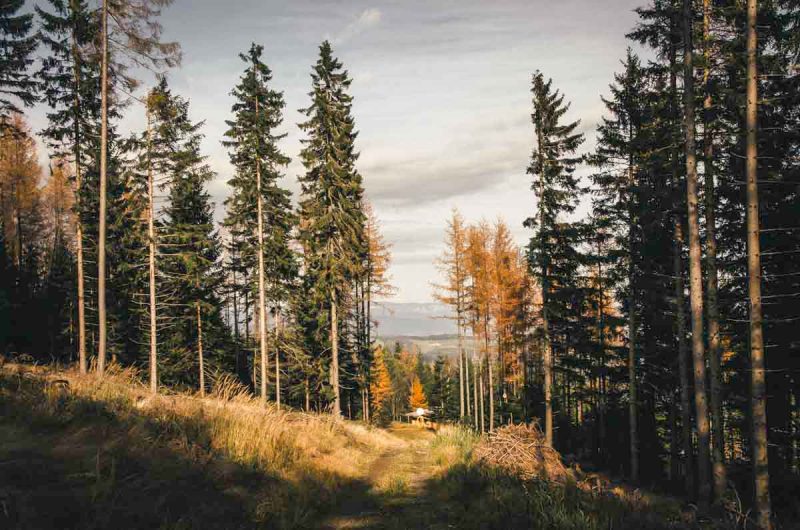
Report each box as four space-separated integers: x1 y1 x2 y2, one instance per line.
0 362 401 529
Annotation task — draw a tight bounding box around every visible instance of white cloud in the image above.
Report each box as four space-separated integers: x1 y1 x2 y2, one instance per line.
334 8 382 44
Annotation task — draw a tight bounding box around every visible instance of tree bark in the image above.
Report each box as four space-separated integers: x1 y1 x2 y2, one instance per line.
465 336 471 419
675 219 695 497
97 0 109 376
254 63 269 406
458 321 465 419
330 288 341 416
745 1 771 526
702 0 726 501
275 310 281 409
479 360 486 433
683 0 711 510
196 300 204 397
472 353 479 430
627 121 639 484
146 105 158 394
71 12 87 375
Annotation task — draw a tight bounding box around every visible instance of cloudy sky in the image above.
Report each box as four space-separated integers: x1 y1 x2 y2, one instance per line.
30 0 648 303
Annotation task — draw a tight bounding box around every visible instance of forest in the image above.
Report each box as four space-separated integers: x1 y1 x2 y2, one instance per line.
0 0 799 529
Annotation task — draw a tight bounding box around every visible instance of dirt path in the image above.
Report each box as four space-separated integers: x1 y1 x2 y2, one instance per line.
319 423 438 529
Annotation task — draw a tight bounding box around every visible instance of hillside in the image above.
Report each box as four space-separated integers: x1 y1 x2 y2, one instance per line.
0 363 704 529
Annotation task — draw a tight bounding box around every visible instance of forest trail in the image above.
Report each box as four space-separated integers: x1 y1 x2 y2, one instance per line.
319 423 440 529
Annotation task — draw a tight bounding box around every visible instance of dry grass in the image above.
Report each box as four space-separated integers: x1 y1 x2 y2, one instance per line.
0 362 403 529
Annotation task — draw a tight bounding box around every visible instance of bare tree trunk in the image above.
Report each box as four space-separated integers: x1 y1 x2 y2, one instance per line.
275 310 281 409
146 104 158 394
330 288 341 416
254 70 268 406
71 20 87 375
627 131 639 484
479 360 486 433
702 0 726 501
683 0 712 510
675 219 695 497
458 322 465 419
465 337 471 419
97 0 109 376
538 161 554 447
745 1 771 526
487 325 494 432
472 354 479 430
305 377 311 412
543 321 553 447
196 300 204 397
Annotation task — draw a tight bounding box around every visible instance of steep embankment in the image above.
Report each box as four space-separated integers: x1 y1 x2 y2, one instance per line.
1 364 693 529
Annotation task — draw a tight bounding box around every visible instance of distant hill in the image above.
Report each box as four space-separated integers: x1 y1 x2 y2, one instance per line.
372 302 456 336
378 334 461 361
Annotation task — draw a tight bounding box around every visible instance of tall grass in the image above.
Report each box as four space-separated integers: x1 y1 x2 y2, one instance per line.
0 363 400 529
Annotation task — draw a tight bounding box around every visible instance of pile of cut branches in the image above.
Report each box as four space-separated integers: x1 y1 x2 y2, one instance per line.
474 423 570 482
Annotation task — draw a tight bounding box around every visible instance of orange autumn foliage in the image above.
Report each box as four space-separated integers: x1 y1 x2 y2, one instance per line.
409 375 428 410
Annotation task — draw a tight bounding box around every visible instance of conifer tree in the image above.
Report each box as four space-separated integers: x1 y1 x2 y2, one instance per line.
370 345 393 423
0 0 37 124
524 71 584 447
37 0 100 374
589 49 649 481
141 79 223 392
223 43 295 403
96 0 180 375
434 208 470 421
409 375 428 410
298 40 366 417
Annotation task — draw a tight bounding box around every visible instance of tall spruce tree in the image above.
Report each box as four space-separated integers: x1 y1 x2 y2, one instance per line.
37 0 100 374
148 79 225 392
298 41 366 417
223 43 295 402
96 0 180 375
524 71 584 447
588 50 649 481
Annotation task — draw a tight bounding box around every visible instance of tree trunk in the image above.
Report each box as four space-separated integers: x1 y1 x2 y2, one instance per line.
458 319 465 419
146 104 158 394
197 300 205 397
745 1 771 526
275 310 281 409
683 0 711 510
702 0 726 501
668 23 695 499
330 288 341 416
487 324 494 432
627 130 639 484
538 156 554 447
97 0 109 376
465 337 471 419
472 354 479 430
71 18 87 375
675 219 695 497
543 319 553 447
479 360 486 433
254 69 269 406
596 254 607 463
305 377 311 412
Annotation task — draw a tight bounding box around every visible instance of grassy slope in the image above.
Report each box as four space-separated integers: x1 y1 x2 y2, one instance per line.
1 364 697 529
0 364 402 529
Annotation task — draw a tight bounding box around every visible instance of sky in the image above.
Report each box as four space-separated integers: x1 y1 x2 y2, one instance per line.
29 0 649 304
